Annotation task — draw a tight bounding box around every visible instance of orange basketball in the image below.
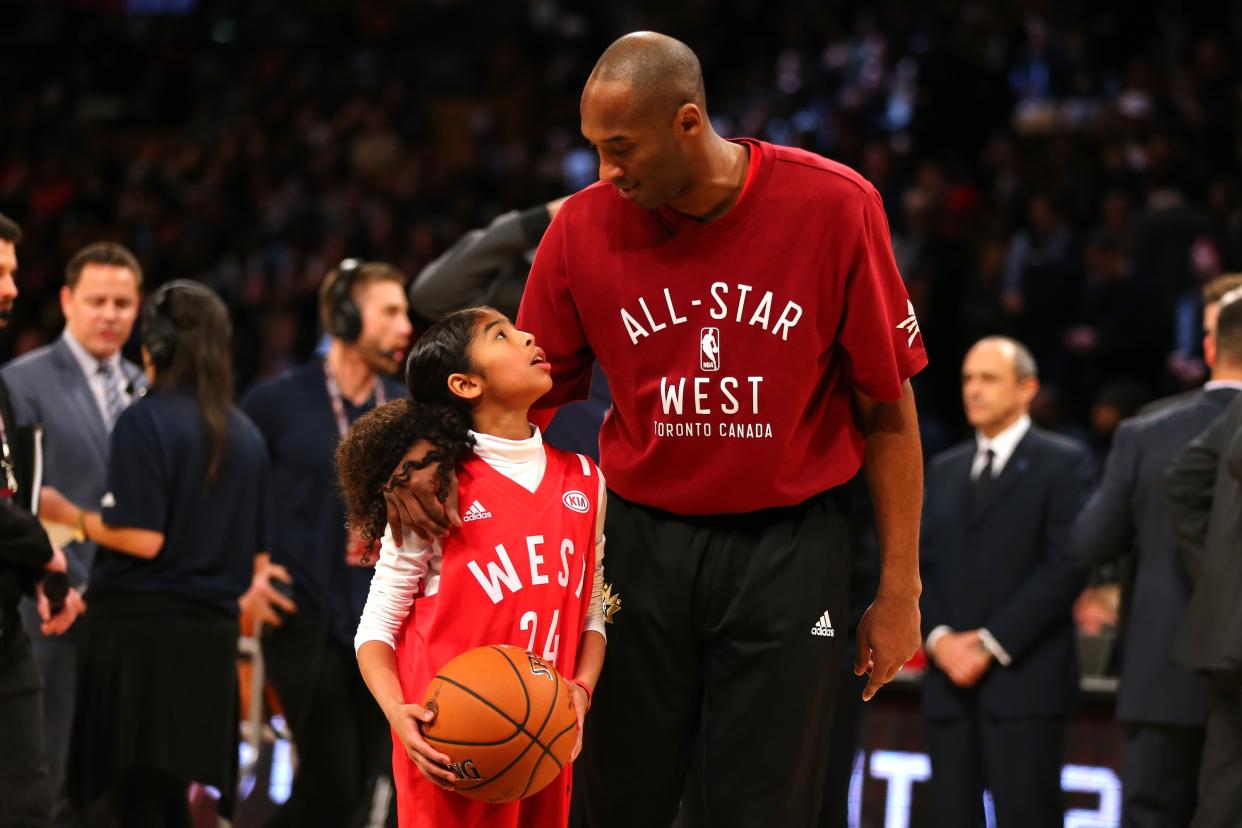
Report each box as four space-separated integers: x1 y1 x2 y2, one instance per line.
420 644 579 803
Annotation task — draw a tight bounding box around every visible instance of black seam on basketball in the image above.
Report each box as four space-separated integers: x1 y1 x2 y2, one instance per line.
427 674 552 751
426 677 546 794
429 654 561 794
431 675 531 735
516 718 577 799
491 645 531 727
516 673 564 798
449 649 553 794
421 733 519 747
450 721 545 794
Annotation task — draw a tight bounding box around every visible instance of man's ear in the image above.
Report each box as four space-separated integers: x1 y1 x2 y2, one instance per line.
447 372 482 401
675 103 704 137
1019 376 1040 407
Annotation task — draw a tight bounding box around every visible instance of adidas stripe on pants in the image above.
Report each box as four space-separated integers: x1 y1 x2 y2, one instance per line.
570 487 851 828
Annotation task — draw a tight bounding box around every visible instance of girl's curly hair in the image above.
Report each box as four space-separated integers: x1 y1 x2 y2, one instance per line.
336 308 484 543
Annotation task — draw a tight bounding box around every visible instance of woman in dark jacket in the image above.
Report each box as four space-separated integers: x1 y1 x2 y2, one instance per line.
41 280 269 827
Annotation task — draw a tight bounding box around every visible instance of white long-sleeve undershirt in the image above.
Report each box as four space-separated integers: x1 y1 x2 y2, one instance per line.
355 427 607 653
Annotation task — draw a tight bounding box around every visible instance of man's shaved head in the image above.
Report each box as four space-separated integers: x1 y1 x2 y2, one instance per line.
586 32 706 116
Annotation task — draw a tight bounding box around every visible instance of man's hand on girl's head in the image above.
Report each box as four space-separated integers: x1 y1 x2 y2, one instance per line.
384 439 461 545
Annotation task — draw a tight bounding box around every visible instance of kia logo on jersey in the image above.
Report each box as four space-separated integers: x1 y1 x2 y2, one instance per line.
563 491 590 513
700 326 720 371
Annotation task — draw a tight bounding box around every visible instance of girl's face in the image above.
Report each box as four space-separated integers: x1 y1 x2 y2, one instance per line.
462 309 553 406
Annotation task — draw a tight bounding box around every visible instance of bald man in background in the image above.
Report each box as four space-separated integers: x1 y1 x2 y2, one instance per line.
386 32 928 828
921 337 1093 827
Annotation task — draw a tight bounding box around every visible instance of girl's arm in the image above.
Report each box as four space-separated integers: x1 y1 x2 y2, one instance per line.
355 528 458 788
569 473 609 760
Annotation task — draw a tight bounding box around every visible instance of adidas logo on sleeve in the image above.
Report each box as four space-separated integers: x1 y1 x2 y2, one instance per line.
462 500 492 522
811 610 835 637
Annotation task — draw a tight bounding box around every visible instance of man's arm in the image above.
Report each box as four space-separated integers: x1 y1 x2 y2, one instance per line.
1163 407 1233 582
409 200 564 321
1227 423 1242 485
852 380 923 701
0 500 53 569
0 364 41 427
983 447 1094 661
1072 421 1137 567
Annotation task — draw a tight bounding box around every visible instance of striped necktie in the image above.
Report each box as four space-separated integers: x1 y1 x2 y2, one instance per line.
97 361 125 428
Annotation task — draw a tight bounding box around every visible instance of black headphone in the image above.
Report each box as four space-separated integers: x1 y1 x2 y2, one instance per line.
142 279 217 370
327 258 363 343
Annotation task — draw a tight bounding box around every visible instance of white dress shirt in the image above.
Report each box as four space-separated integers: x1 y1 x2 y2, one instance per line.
354 427 607 653
62 330 132 428
970 414 1031 480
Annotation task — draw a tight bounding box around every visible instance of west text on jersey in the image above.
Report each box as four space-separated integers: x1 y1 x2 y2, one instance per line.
466 535 589 606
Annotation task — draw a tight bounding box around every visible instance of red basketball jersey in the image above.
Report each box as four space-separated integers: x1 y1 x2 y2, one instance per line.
393 445 601 828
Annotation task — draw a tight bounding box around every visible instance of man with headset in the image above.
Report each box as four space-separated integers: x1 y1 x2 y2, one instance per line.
240 260 411 827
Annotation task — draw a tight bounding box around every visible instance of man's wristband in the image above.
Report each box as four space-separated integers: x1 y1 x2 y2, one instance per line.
72 509 87 544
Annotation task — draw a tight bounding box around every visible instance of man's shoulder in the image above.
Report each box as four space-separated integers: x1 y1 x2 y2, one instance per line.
380 376 408 401
559 182 620 218
229 406 270 453
763 142 878 202
929 440 974 469
241 361 320 408
1125 389 1224 435
2 341 63 384
1025 426 1090 465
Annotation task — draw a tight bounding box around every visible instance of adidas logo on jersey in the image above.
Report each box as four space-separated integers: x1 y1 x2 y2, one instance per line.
462 500 492 522
811 610 835 637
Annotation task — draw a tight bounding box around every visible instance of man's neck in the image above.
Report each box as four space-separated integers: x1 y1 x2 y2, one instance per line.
666 135 749 223
979 411 1026 441
63 328 119 366
1209 364 1242 384
326 341 377 406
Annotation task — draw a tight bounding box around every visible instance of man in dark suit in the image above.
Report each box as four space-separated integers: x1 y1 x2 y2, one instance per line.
1 242 143 828
0 212 83 827
1073 279 1242 827
921 336 1094 827
1163 289 1242 828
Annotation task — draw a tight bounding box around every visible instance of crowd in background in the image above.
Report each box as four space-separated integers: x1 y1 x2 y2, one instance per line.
4 0 1242 450
6 2 1242 826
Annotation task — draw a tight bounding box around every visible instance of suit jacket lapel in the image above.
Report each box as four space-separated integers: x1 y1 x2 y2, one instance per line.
947 446 975 528
969 430 1036 527
51 340 109 465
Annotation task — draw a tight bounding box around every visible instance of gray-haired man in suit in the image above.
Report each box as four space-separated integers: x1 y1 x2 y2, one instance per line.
1 241 144 828
921 336 1094 827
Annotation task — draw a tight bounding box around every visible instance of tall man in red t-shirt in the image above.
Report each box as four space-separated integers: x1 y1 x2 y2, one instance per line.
386 32 927 828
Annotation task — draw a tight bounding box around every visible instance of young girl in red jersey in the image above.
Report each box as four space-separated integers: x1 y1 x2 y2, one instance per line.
340 307 607 828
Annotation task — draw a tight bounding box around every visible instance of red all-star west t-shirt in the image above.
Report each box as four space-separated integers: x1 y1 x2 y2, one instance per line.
517 139 927 515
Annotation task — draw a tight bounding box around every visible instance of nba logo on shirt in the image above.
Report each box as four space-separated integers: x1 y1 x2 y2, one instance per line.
700 327 720 372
